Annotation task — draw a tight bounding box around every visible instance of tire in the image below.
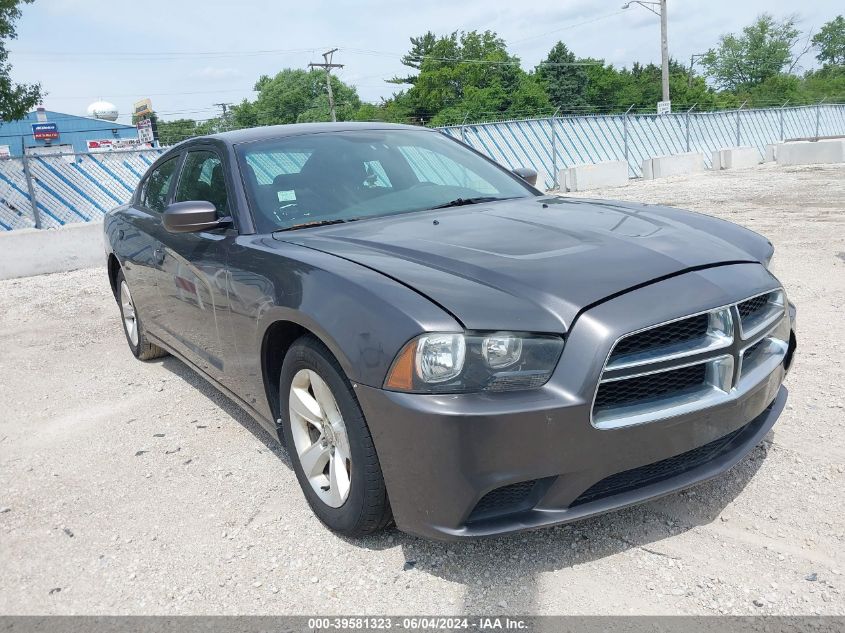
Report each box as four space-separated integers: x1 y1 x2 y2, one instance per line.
115 269 168 361
279 335 392 536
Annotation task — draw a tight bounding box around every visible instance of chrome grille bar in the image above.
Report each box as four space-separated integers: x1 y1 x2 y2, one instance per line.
592 288 788 430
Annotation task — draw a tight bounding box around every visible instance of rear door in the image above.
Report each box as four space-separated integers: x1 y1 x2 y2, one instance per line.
152 146 236 380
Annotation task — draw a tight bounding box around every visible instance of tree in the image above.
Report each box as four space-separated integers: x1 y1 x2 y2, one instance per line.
388 31 438 85
536 42 588 111
156 117 217 146
387 30 551 125
231 69 361 127
701 14 806 92
812 15 845 66
0 0 42 121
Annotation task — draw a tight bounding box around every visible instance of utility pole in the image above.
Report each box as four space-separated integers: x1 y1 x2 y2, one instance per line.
622 1 670 104
659 0 669 103
309 49 344 122
213 102 232 131
688 53 705 88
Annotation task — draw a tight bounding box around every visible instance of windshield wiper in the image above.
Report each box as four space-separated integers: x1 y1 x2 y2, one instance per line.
274 218 360 232
430 196 516 210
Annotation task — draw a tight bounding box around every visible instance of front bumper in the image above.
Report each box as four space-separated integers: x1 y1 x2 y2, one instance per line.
356 263 796 540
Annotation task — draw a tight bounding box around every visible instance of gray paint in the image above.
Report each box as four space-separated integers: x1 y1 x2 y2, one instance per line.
104 123 794 540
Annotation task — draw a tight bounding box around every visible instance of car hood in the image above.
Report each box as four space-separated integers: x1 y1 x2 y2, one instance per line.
277 196 769 333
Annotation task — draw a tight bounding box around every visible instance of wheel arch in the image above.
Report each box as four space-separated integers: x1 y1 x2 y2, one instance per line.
107 252 122 298
260 317 353 428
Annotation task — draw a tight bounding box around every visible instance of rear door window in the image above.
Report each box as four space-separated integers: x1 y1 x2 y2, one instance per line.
141 157 179 213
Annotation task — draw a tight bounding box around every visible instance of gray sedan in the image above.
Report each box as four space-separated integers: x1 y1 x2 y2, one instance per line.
104 122 796 540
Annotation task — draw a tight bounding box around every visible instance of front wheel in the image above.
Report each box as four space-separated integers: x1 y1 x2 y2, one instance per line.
279 336 392 536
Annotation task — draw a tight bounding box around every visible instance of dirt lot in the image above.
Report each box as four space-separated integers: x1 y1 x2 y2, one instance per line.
1 163 844 615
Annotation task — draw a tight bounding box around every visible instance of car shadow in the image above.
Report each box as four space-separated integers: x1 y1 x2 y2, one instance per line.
357 433 773 613
157 356 291 467
156 351 773 613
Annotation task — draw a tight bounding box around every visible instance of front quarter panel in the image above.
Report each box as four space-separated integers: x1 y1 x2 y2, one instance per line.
222 235 461 423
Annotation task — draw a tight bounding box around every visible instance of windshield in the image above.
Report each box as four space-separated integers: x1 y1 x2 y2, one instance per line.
236 129 535 232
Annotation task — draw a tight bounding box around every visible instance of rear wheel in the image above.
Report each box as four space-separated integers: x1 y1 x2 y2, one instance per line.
280 336 392 536
116 269 167 361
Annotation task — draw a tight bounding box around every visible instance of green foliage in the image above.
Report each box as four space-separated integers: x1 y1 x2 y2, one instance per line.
155 117 217 146
701 14 801 92
0 0 42 121
812 15 845 66
536 42 588 111
230 69 362 128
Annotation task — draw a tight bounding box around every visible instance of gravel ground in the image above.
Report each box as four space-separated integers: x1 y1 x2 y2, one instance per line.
1 162 844 616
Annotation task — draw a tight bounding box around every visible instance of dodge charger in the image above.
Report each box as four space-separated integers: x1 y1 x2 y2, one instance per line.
104 122 797 540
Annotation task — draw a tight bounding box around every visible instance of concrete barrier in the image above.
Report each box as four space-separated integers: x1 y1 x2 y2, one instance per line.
642 152 705 180
0 221 104 281
559 160 629 192
712 147 761 170
764 143 780 163
777 139 845 166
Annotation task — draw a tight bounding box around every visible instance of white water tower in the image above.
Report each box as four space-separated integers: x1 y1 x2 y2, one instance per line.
87 100 119 121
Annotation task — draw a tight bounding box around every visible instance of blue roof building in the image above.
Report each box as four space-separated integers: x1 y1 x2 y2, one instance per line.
0 108 139 157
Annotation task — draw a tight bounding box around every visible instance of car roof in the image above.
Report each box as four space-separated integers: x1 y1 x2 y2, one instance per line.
204 121 430 146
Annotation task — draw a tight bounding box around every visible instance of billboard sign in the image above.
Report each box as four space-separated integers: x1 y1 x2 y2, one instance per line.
136 118 154 144
87 138 152 152
32 122 59 140
133 98 153 119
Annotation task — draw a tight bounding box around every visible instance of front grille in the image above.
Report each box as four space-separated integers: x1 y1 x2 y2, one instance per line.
467 480 538 522
595 364 707 410
571 420 755 507
593 288 787 429
610 313 709 361
738 294 769 320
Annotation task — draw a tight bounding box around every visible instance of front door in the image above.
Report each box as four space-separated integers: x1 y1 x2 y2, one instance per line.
154 149 233 380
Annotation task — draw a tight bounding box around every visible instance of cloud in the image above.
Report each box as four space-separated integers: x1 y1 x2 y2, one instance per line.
194 66 243 81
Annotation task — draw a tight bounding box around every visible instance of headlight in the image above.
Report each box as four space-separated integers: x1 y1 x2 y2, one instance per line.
384 332 564 393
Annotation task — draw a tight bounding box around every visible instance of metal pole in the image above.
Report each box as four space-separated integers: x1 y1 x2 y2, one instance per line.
815 99 824 140
550 106 560 189
460 112 469 145
21 154 42 229
685 104 696 152
623 104 635 171
736 100 747 146
779 100 788 141
660 0 670 103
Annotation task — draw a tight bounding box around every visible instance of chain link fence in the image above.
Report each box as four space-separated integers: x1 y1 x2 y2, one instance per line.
1 104 843 231
440 103 845 189
0 148 164 231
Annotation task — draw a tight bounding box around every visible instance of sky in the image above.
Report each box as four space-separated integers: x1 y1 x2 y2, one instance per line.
8 0 842 125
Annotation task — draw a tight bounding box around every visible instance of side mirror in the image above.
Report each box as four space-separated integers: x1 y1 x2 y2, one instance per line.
512 167 538 186
163 200 229 233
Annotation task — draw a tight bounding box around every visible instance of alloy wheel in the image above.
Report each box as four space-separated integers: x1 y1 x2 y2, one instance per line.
120 280 139 347
288 368 352 508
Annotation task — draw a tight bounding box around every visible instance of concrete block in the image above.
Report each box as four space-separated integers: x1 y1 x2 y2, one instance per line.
560 160 629 192
0 221 104 281
764 143 780 163
642 152 706 180
777 139 845 166
712 147 761 170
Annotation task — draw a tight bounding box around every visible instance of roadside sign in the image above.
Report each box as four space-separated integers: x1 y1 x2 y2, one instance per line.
32 122 59 140
133 98 153 119
137 118 154 144
87 138 152 152
657 100 672 115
